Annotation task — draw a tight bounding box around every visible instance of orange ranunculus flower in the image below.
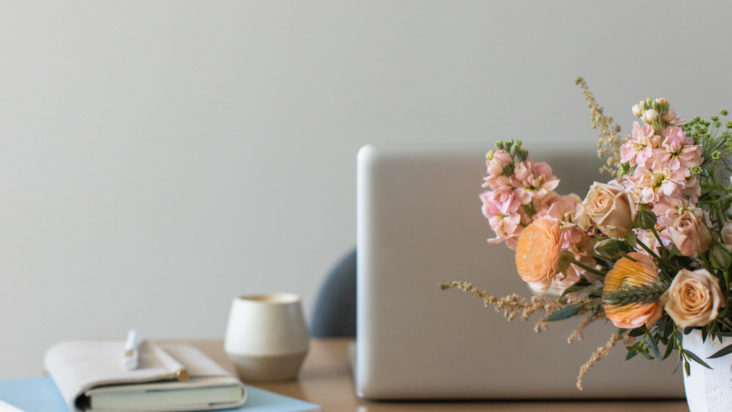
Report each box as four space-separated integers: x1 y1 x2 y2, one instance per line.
603 252 665 329
515 217 561 283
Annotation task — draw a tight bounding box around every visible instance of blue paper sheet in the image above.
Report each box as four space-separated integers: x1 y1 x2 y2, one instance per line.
0 376 321 412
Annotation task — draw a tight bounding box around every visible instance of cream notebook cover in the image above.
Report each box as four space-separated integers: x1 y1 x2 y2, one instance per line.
44 340 247 412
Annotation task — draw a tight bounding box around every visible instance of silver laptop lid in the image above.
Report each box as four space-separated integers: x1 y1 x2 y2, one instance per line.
356 143 683 400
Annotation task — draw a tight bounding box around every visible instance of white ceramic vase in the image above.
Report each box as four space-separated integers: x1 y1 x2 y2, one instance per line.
224 293 310 382
682 329 732 412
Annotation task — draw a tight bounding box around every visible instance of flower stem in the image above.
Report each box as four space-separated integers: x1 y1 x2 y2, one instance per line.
635 237 661 260
649 227 668 257
571 258 606 278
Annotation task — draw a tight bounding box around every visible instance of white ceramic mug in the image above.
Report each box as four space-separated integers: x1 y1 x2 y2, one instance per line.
224 293 310 381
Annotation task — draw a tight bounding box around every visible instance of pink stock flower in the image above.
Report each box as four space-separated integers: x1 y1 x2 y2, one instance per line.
483 174 511 191
560 226 588 255
480 189 522 248
682 175 701 203
621 122 657 167
480 188 520 219
663 108 682 125
654 127 701 173
510 159 559 204
535 193 590 254
483 150 513 189
535 193 582 222
487 150 513 174
619 123 702 211
628 166 686 204
652 198 680 228
653 197 701 229
488 213 522 248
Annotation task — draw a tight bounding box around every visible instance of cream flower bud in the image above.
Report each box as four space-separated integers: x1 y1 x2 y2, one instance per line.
642 109 659 124
664 269 724 328
632 104 643 118
655 98 670 115
722 222 732 248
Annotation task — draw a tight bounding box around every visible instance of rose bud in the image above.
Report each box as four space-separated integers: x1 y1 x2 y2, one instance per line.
668 210 712 257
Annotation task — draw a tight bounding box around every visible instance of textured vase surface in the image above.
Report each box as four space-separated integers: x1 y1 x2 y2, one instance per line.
682 329 731 412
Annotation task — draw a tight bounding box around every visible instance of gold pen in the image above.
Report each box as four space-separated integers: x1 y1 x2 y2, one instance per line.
152 344 190 382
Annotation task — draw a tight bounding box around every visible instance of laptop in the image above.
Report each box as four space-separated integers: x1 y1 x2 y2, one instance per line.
355 143 684 400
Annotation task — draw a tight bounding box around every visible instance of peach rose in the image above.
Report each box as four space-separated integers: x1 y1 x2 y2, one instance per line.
603 252 665 329
515 218 561 284
579 181 636 238
664 269 724 328
667 210 712 257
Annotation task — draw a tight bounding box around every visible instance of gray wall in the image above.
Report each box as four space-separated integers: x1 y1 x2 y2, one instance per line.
1 0 731 378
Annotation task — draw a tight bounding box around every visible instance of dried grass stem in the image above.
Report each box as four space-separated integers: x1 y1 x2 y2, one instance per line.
440 281 590 333
576 333 635 391
575 76 628 175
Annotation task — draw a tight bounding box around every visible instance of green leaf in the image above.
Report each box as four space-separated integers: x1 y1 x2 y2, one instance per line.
662 341 675 360
647 334 662 360
663 318 674 338
684 350 713 369
559 284 587 301
672 358 681 375
546 303 584 322
684 360 690 377
625 349 638 360
707 343 732 359
629 327 646 337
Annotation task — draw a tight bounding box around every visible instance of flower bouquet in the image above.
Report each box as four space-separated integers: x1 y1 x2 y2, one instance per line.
442 78 732 401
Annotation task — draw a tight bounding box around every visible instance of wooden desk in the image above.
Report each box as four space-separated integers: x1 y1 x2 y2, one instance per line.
190 339 689 412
